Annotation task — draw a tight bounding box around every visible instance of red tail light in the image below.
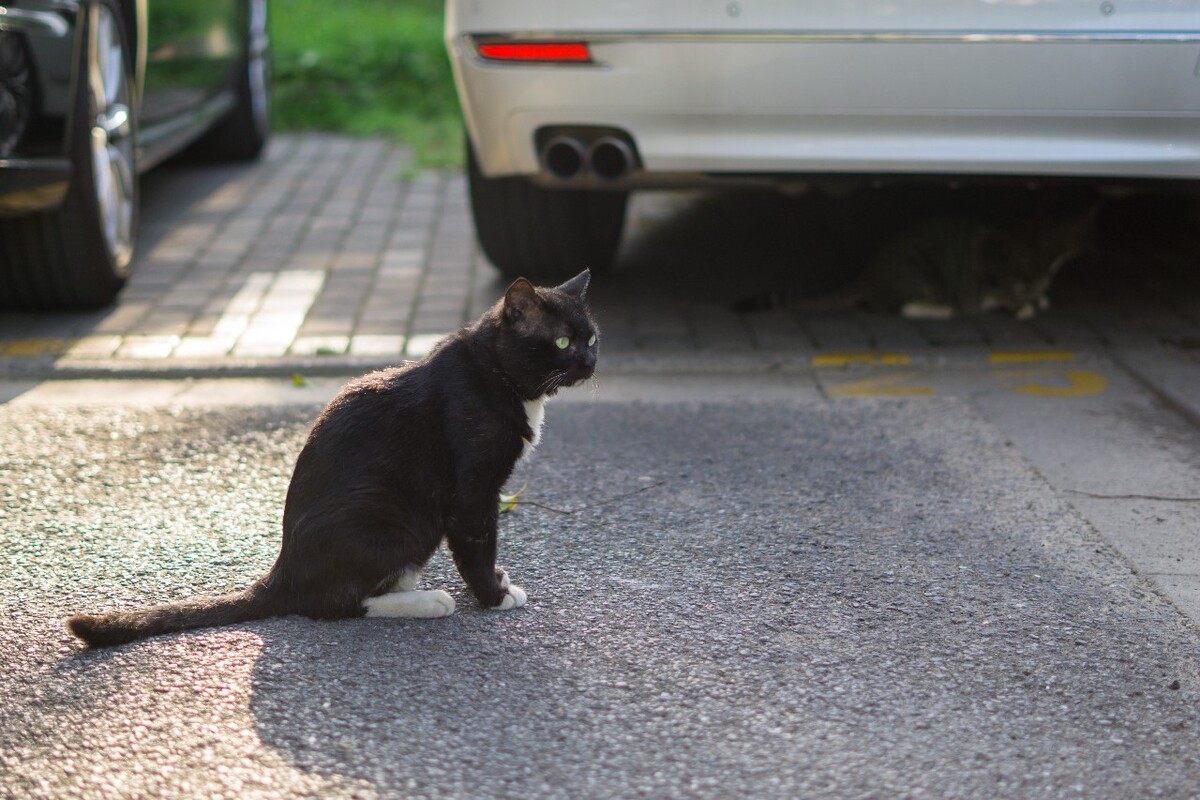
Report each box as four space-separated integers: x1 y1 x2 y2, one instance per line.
476 42 592 63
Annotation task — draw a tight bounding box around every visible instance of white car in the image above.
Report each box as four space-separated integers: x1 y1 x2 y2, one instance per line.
445 0 1200 282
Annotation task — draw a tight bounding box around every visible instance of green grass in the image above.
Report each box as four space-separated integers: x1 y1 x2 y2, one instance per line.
269 0 463 169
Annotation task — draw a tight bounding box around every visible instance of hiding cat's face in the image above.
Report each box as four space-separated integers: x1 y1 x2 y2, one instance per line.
974 223 1077 317
983 193 1097 316
499 270 598 397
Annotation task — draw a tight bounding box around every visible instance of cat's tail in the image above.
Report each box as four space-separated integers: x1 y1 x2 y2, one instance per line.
66 580 280 648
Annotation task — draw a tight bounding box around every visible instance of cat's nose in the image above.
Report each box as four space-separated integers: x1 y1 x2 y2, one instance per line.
580 350 596 369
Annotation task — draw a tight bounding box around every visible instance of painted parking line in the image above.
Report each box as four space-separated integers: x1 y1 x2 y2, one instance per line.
0 339 73 357
811 353 912 367
988 351 1076 365
825 372 937 398
812 350 1110 399
992 369 1109 397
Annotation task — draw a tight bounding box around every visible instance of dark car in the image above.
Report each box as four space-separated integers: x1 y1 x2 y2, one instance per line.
0 0 268 309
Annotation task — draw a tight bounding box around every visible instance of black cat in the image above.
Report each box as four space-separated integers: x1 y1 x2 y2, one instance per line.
68 270 598 648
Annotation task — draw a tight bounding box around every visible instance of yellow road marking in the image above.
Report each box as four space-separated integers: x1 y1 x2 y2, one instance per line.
993 369 1108 397
988 351 1076 365
826 372 936 397
1 338 75 357
811 353 911 368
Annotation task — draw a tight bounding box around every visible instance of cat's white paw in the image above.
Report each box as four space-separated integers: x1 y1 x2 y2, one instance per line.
496 568 511 589
418 590 457 618
364 589 455 619
491 585 527 611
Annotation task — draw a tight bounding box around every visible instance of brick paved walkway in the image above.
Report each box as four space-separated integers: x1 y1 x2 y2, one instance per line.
0 133 1198 377
0 134 493 370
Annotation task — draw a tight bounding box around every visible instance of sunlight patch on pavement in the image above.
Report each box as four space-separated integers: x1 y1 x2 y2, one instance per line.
229 271 326 358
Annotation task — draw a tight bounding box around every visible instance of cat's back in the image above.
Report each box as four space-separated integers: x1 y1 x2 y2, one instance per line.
306 336 502 452
863 216 990 311
318 361 428 432
871 216 980 271
284 358 458 515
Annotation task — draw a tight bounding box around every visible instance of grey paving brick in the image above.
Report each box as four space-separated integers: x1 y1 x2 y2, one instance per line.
354 319 408 337
298 318 356 337
133 310 194 337
116 335 180 359
185 314 223 337
291 335 350 356
91 303 152 334
346 335 405 358
173 336 236 359
912 319 988 347
1028 315 1104 348
410 314 464 334
973 313 1053 348
857 312 930 351
801 311 872 351
688 305 754 352
63 335 122 359
742 308 812 351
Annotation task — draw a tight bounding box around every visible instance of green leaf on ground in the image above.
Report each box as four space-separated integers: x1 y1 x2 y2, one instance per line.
499 482 529 514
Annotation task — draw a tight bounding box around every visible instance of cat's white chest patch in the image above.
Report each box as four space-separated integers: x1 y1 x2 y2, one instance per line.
520 397 547 461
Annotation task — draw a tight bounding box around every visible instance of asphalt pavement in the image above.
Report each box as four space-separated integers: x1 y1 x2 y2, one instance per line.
1 134 1200 798
1 385 1198 798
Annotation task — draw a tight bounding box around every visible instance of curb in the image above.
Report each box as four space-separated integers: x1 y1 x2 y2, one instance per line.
0 345 1142 381
0 345 1130 382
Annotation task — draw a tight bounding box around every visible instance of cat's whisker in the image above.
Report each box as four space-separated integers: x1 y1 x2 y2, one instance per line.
534 370 568 396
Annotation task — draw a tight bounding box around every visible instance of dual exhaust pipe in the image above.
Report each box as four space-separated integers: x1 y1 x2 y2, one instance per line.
540 134 637 182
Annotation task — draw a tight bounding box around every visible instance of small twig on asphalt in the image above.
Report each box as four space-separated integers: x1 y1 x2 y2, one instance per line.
1064 489 1200 503
512 480 666 515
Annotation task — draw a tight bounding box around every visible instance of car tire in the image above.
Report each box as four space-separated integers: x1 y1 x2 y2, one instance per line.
185 0 269 162
466 141 628 283
0 0 136 310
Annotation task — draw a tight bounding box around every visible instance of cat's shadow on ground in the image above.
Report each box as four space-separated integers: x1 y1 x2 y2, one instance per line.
245 608 579 793
56 610 581 794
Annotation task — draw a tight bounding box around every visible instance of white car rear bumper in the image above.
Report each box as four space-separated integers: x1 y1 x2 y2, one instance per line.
448 31 1200 183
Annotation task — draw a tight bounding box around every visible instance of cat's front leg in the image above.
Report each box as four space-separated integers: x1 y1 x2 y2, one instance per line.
445 509 527 611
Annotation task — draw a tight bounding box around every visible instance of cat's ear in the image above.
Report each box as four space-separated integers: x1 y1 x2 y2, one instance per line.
503 278 541 319
556 269 591 299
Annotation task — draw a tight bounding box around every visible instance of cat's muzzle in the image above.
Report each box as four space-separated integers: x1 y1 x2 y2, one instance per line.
566 363 595 388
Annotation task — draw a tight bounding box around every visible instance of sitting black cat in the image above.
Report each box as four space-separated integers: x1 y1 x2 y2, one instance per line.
68 271 598 648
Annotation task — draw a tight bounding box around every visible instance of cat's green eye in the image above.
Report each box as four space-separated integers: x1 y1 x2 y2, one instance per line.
587 334 597 347
554 336 570 350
